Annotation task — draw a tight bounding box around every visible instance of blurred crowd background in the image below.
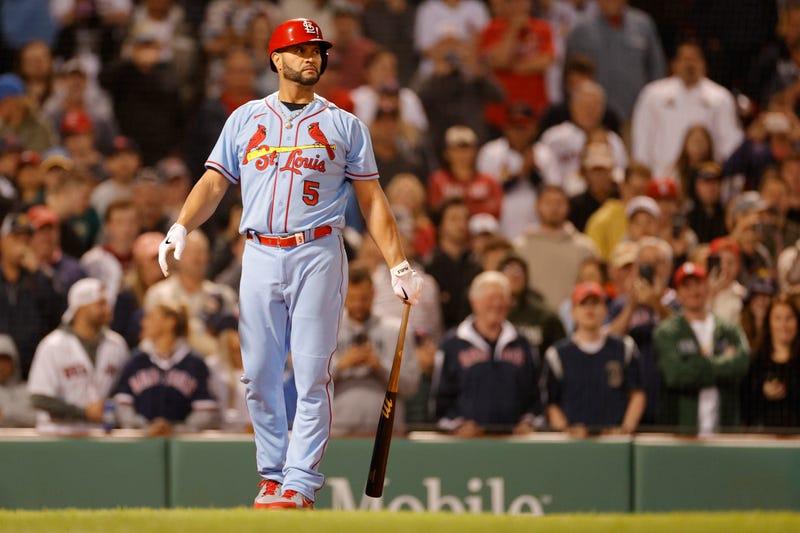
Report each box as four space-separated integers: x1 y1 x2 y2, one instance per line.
1 0 800 438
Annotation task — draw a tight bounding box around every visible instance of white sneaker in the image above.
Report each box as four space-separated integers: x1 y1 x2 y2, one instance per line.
253 479 283 509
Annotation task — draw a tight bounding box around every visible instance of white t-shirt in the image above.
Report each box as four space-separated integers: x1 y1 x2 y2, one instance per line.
28 327 129 432
688 314 719 436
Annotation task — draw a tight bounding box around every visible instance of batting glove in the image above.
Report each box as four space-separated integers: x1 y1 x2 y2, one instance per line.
390 260 424 306
158 223 187 277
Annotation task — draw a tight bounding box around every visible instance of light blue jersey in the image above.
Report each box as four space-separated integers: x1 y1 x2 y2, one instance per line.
206 93 379 236
204 92 379 501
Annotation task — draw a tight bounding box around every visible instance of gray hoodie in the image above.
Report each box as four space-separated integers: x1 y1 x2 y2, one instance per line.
0 334 36 427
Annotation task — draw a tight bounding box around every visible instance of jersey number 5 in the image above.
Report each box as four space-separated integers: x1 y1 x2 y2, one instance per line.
302 180 320 206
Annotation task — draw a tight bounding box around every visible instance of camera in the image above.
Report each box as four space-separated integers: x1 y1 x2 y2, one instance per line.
639 263 655 284
706 254 721 274
352 332 369 345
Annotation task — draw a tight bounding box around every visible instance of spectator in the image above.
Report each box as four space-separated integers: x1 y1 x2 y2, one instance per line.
781 154 800 225
157 156 192 226
129 0 198 105
91 135 142 219
368 104 427 190
478 0 555 129
566 0 666 120
742 295 800 429
740 275 778 354
51 0 131 66
100 31 184 166
585 161 652 261
27 278 128 433
632 40 743 177
477 102 561 240
14 150 45 209
559 254 613 335
646 177 697 266
45 168 100 258
326 3 379 90
112 231 165 348
59 109 104 177
686 162 728 244
113 302 220 435
417 57 505 168
539 81 627 195
427 125 503 219
654 262 750 435
0 334 36 427
201 0 277 59
187 48 257 178
778 237 800 296
476 234 513 272
705 237 747 326
607 236 676 425
0 212 65 379
424 198 482 331
362 0 418 85
41 58 117 155
81 199 141 307
17 40 54 109
385 173 437 263
499 253 566 357
759 172 800 257
545 281 645 436
332 263 419 436
515 184 598 310
351 48 428 145
435 271 542 436
0 73 57 153
239 10 278 99
413 0 490 79
567 141 620 232
537 53 622 137
670 125 715 199
625 196 661 243
723 109 800 192
0 1 58 73
145 230 237 357
132 170 170 234
747 0 800 105
26 204 86 291
728 191 775 284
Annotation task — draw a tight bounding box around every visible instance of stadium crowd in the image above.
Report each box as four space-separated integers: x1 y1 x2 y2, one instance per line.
1 0 800 437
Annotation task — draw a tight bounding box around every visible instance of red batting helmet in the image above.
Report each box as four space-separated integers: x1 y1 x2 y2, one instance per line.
268 18 332 74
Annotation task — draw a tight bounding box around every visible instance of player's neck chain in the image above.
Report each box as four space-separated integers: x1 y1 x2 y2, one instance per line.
278 98 314 129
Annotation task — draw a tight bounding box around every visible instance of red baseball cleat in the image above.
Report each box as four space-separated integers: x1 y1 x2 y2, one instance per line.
253 479 283 509
264 489 315 510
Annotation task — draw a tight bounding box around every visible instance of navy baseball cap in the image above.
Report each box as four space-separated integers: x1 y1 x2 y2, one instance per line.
0 74 24 100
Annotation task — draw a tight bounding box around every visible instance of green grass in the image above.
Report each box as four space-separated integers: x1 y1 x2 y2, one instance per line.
0 510 799 533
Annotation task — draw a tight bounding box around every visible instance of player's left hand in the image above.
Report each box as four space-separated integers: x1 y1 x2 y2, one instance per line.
158 223 187 277
390 260 423 305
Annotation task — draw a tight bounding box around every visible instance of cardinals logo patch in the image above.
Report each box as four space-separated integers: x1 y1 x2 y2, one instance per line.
307 122 336 160
243 125 267 165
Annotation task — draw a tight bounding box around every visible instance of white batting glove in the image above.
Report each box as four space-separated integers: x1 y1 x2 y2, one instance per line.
158 223 187 277
390 260 424 306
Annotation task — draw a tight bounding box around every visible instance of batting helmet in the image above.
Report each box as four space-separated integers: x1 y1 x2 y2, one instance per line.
268 18 333 74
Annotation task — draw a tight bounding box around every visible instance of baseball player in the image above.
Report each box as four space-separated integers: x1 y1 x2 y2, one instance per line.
158 18 423 510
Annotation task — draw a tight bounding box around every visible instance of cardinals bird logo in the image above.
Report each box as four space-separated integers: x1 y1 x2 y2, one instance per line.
308 122 336 160
243 125 267 165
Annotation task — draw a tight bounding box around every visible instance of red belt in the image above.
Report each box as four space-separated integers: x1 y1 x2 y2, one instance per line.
246 225 333 248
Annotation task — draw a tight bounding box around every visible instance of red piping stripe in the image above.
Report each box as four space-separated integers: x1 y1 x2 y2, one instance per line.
206 160 238 183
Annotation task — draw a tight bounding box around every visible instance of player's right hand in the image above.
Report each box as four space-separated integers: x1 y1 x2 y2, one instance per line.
390 260 424 306
158 223 187 277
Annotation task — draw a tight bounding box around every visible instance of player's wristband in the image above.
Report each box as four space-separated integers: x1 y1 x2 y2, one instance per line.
390 260 412 277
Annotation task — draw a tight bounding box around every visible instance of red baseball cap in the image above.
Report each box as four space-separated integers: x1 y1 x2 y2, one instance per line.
60 110 93 136
25 205 59 229
709 236 740 258
673 262 707 287
646 177 679 200
571 281 606 305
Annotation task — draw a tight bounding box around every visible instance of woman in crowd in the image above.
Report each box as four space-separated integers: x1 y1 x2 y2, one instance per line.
742 295 800 429
669 125 714 198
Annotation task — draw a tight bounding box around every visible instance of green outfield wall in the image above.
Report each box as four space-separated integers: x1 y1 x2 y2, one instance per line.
1 432 798 513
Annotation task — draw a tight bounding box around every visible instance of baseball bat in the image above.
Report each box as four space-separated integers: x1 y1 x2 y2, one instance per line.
365 302 412 498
